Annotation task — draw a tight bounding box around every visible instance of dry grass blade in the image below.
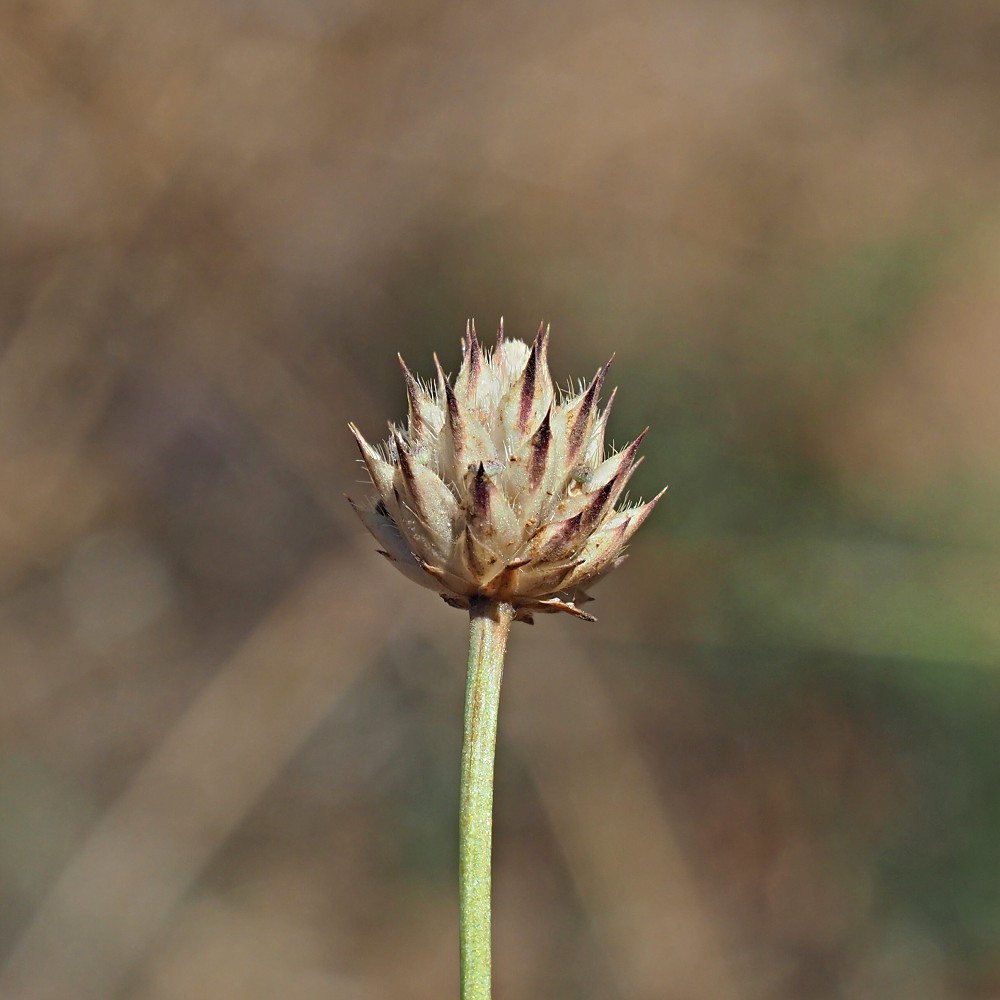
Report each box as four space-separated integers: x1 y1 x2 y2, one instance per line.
506 632 747 1000
0 549 410 1000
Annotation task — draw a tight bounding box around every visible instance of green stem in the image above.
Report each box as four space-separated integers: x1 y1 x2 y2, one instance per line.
460 597 514 1000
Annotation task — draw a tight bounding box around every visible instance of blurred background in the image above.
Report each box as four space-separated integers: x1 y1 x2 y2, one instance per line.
2 1 1000 998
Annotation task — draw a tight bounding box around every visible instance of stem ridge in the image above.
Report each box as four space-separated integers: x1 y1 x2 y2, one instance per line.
459 597 514 1000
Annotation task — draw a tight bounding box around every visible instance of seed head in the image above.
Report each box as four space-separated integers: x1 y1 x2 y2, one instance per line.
348 320 666 622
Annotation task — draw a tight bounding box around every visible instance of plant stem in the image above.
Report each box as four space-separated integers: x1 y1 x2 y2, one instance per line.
460 597 514 1000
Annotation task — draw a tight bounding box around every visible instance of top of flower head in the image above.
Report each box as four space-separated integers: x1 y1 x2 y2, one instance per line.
348 320 665 623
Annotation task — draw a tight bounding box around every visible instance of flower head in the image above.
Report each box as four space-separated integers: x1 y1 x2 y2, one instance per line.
348 321 665 622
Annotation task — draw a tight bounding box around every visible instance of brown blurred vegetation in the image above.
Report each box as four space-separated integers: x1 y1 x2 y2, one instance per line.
2 1 1000 998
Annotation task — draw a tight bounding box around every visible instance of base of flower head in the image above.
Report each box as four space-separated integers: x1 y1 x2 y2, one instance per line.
440 589 597 624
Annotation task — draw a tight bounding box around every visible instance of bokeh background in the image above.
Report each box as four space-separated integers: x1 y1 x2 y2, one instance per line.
3 1 1000 998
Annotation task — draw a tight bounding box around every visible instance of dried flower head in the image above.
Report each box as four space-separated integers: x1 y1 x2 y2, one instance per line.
348 321 665 622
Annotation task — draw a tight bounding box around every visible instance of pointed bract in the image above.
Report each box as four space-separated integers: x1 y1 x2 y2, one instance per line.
397 355 432 443
349 421 395 497
565 355 613 463
455 320 483 403
434 353 467 474
527 408 552 490
390 426 459 545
